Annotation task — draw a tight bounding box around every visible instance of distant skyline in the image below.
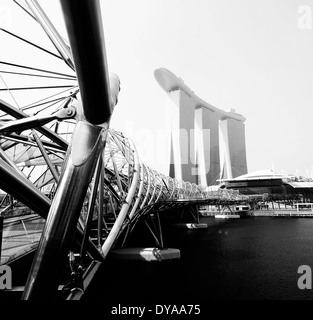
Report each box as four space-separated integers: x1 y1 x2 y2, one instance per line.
2 0 313 178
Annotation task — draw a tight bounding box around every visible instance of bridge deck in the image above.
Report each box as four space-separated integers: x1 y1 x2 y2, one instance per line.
1 214 44 265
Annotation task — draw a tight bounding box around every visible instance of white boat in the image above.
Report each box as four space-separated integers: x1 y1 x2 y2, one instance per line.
215 214 240 219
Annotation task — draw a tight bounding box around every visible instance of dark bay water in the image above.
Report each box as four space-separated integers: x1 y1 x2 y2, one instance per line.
84 217 313 301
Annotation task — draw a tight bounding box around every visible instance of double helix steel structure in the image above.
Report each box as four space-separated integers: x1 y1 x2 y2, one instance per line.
0 0 214 300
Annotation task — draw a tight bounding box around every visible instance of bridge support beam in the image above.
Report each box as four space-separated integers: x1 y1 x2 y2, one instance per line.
170 204 208 229
143 213 164 248
179 204 200 223
22 122 107 300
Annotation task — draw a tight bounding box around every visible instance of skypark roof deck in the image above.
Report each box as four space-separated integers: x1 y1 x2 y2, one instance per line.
154 68 246 122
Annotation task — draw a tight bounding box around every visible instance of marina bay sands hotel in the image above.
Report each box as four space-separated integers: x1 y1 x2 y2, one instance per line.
154 68 248 187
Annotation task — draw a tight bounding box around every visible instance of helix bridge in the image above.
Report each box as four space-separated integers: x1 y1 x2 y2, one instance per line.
0 0 248 300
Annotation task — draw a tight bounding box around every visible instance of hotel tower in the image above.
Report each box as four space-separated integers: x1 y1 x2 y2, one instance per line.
154 68 247 187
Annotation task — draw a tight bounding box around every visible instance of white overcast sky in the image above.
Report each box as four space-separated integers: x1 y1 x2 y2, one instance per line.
1 0 313 177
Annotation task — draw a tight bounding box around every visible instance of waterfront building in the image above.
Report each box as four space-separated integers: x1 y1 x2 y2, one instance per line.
154 68 248 187
221 169 313 202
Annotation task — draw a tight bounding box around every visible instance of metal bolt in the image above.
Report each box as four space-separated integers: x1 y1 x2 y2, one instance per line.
66 108 75 117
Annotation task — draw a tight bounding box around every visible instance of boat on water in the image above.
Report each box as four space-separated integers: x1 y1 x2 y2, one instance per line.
215 214 240 219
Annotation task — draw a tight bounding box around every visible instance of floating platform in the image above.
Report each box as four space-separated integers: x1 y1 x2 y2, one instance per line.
170 223 208 229
215 214 240 219
110 247 181 261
